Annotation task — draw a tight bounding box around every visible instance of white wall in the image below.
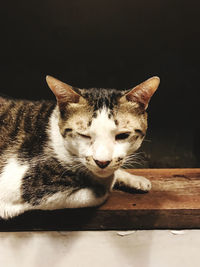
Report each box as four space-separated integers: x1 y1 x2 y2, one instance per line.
0 230 199 267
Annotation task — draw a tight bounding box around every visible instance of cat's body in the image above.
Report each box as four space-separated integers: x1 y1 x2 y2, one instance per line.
0 76 159 219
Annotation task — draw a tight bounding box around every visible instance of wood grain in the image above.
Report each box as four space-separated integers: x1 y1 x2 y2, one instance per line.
0 169 200 231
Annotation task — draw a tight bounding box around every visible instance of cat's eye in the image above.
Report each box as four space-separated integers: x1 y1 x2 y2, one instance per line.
78 133 91 139
64 128 72 133
135 129 145 137
115 132 130 140
63 128 72 137
135 129 143 135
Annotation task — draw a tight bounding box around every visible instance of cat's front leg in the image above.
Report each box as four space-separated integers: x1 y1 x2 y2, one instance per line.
113 168 151 191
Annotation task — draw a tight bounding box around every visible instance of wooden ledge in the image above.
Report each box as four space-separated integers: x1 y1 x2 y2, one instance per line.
0 169 200 231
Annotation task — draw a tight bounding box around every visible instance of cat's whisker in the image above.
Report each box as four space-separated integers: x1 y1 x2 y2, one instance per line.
122 152 145 169
143 139 152 143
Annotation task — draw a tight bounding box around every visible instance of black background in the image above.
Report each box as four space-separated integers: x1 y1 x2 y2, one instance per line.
0 0 200 167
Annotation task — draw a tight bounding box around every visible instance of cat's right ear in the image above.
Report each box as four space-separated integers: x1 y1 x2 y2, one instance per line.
46 76 85 109
120 76 160 110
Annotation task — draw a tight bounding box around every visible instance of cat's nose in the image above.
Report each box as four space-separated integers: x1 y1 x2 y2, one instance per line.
94 159 111 169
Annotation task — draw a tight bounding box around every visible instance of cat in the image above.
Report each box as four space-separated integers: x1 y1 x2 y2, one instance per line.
0 75 160 219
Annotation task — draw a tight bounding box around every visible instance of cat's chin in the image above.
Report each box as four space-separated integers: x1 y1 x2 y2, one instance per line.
92 169 115 178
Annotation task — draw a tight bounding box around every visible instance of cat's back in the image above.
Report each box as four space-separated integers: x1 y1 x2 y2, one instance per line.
0 97 56 155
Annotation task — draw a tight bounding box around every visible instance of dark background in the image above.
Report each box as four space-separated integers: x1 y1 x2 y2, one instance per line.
0 0 200 167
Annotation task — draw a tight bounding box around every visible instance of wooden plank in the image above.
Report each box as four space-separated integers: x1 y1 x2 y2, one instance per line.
0 169 200 231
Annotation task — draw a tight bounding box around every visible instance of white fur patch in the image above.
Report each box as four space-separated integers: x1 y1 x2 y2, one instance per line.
48 108 73 164
88 108 133 164
37 188 108 210
90 108 117 161
0 157 30 219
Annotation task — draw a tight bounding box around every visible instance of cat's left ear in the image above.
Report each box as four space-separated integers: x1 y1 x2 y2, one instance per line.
121 76 160 109
46 76 85 108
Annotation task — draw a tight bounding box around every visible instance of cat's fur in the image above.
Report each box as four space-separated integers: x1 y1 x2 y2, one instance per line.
0 76 159 219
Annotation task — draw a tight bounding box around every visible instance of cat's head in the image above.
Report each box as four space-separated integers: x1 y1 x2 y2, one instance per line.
46 76 160 178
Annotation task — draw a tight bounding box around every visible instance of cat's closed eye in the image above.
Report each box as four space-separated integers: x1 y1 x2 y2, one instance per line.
77 133 91 139
115 132 130 140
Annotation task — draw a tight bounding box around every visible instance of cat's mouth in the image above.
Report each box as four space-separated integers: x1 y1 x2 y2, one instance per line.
84 157 121 178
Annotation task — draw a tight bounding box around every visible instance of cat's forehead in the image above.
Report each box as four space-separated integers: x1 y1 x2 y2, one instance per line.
90 108 117 135
64 105 144 133
80 87 124 111
61 88 123 131
60 87 145 132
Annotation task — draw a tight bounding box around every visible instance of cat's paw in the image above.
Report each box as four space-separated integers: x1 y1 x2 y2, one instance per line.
114 169 151 192
124 174 151 191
